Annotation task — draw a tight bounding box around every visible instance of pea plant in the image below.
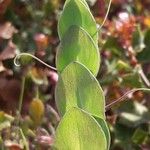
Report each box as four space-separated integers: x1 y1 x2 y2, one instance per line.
12 0 150 149
53 0 110 149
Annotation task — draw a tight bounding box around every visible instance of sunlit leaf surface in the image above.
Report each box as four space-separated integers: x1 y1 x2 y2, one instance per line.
54 107 107 150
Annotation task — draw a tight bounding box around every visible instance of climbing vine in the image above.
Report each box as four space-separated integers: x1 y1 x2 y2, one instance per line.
12 0 150 149
54 0 110 149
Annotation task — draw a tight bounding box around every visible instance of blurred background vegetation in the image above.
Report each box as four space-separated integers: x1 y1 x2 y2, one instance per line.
0 0 150 149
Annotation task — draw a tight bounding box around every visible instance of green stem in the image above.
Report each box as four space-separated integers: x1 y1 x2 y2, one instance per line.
36 85 39 99
106 88 150 111
20 128 29 150
18 77 26 117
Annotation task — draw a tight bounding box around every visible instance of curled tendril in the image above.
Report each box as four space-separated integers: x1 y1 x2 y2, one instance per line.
92 0 112 37
106 88 150 111
14 53 57 71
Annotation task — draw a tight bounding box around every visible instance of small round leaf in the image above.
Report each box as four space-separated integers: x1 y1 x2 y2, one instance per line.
55 62 105 119
54 107 107 150
95 117 111 150
56 25 100 76
58 0 98 44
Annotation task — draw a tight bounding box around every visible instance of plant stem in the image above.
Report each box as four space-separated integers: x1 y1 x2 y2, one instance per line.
20 128 29 150
105 88 150 111
16 77 26 135
18 76 26 117
36 85 39 99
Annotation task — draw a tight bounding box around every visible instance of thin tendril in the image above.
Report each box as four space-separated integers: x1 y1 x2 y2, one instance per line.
14 53 57 71
92 0 112 37
16 76 26 126
98 0 112 30
18 77 26 115
105 88 150 111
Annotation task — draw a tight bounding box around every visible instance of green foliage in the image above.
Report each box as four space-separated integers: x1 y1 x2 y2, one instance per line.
54 107 107 150
103 36 123 57
64 0 90 9
95 117 111 150
132 26 144 52
55 0 109 149
58 0 98 44
118 101 150 127
0 112 14 131
137 29 150 62
55 62 105 119
56 25 100 76
132 128 148 145
2 0 150 149
121 73 143 88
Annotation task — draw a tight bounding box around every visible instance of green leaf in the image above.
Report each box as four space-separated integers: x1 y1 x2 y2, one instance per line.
121 73 143 88
0 121 10 131
137 48 150 62
55 62 105 119
0 111 14 131
56 25 100 76
132 26 144 52
132 128 148 145
144 28 150 47
114 124 135 149
116 60 131 72
119 112 143 127
0 112 5 123
19 55 33 66
54 107 107 150
58 0 98 44
80 0 90 8
103 37 123 57
118 101 150 127
64 0 90 9
95 117 111 150
137 29 150 62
